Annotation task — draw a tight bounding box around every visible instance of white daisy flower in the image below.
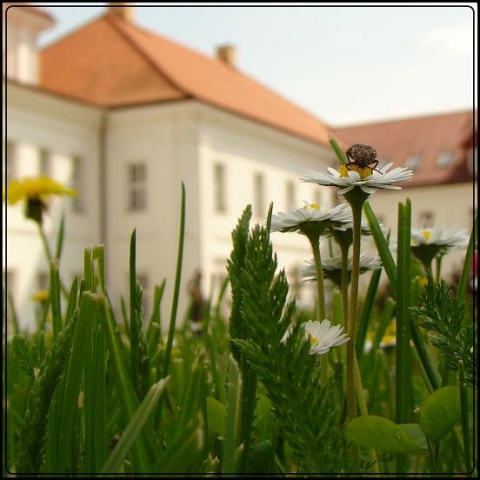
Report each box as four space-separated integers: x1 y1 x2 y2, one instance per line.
411 225 469 253
301 162 414 195
270 201 352 233
300 255 382 282
303 320 349 356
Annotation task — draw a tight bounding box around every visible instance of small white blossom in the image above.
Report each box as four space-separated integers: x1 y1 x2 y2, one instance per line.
300 255 382 281
270 201 352 233
411 225 469 253
301 163 413 195
303 320 349 356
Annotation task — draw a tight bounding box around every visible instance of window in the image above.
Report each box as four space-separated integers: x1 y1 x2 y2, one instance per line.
313 186 322 207
213 163 227 213
436 151 455 168
405 154 422 171
127 162 147 211
4 269 16 327
253 173 265 218
5 141 17 183
37 271 49 292
286 180 296 208
467 147 476 175
419 211 435 228
71 156 84 213
39 148 52 177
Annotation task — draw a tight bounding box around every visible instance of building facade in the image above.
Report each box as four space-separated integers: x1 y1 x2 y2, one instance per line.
4 5 476 332
4 4 339 331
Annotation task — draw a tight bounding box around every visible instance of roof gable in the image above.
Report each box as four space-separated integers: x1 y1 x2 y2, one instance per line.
40 14 187 107
40 12 335 146
334 110 476 187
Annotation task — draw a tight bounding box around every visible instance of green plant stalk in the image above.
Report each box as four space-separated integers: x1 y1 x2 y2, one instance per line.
434 256 442 283
163 182 186 379
356 268 382 360
456 213 477 302
55 286 93 473
16 308 78 474
353 355 379 473
410 321 441 392
363 202 397 292
328 136 348 164
307 231 326 322
340 243 350 327
99 292 150 472
458 360 472 471
345 198 365 423
100 378 169 474
395 200 413 474
84 314 107 473
129 229 141 397
307 231 328 386
37 222 69 298
49 259 62 337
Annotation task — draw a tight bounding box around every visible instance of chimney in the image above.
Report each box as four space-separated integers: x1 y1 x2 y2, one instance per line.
216 44 236 67
108 3 135 22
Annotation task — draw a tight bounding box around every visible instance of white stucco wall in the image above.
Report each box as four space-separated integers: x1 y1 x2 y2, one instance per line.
104 101 337 331
4 84 102 331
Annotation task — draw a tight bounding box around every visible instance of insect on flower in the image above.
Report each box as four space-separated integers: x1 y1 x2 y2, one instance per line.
345 143 382 174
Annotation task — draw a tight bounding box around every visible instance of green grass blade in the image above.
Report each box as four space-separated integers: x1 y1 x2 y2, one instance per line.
356 267 382 359
163 182 186 378
221 355 242 474
456 213 477 302
98 293 150 472
54 211 65 260
56 290 96 472
129 229 142 397
364 202 397 293
100 377 170 474
328 135 348 164
84 308 108 473
49 259 62 337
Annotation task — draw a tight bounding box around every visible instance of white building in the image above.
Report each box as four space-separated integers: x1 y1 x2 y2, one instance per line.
4 5 476 333
4 4 342 331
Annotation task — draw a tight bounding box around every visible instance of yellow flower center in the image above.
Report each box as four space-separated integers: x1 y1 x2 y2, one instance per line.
422 231 431 241
308 333 318 345
303 203 320 210
339 164 373 179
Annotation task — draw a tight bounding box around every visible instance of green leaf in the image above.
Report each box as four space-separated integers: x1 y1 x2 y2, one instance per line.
419 385 473 443
206 396 226 437
246 439 275 473
345 416 428 454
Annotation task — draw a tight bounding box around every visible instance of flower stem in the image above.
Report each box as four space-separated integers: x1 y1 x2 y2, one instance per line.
308 232 326 321
345 200 364 423
340 243 350 327
458 360 472 471
37 223 69 298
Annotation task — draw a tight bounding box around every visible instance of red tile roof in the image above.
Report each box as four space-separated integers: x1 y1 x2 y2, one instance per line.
3 3 55 23
40 12 336 147
334 110 476 187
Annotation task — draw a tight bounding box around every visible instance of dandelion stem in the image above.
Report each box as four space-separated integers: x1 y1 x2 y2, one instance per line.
37 223 69 298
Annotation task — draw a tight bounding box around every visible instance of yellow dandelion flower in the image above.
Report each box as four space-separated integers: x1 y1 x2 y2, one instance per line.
3 176 77 223
31 290 49 303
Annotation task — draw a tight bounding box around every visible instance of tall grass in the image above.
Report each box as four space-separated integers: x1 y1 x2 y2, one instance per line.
3 181 477 476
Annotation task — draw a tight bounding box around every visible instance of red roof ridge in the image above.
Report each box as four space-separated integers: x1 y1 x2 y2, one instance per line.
104 12 191 97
